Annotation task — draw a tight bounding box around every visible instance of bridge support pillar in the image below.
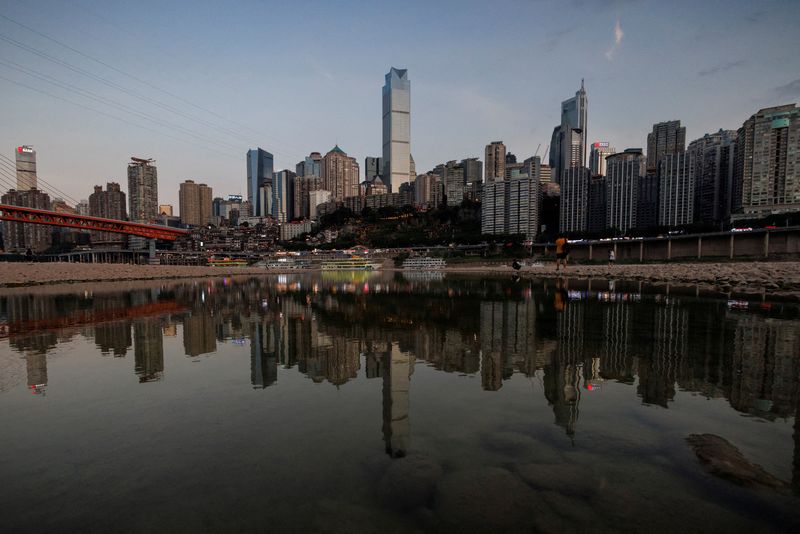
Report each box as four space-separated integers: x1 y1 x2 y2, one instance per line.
147 239 160 265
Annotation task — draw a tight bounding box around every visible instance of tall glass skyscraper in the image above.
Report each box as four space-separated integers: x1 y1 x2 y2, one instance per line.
247 148 274 217
382 68 410 192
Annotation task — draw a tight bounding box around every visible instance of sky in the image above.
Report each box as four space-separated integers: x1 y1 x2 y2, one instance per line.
0 0 799 208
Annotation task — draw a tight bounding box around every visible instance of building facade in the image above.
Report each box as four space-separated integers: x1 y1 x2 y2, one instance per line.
589 142 615 177
382 67 411 191
272 169 296 222
15 146 37 190
322 146 360 201
1 188 52 252
485 141 506 182
732 104 800 218
550 81 588 182
559 167 590 233
481 177 540 239
365 156 383 182
179 180 213 227
247 148 274 217
127 157 158 223
89 182 127 245
688 129 737 226
646 120 686 174
295 152 321 179
658 152 695 227
605 149 644 234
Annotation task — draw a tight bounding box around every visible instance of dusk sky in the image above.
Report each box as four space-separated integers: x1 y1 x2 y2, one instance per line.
1 0 799 206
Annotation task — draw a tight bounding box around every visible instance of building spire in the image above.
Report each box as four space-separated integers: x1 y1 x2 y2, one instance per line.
581 78 585 90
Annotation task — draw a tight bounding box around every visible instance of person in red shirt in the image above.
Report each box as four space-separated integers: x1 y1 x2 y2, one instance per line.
554 236 569 271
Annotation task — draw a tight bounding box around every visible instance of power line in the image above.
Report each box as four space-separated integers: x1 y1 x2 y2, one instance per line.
0 74 240 161
0 159 79 206
0 155 81 205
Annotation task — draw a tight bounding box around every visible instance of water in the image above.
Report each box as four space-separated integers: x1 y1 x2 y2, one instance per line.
1 273 799 533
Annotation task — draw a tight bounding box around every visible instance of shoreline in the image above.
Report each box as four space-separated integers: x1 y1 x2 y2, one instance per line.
0 261 798 300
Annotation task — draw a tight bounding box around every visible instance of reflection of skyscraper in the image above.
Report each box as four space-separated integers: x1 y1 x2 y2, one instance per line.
94 321 132 357
133 319 164 382
183 312 217 357
25 353 48 393
382 344 413 458
250 320 278 388
637 304 688 407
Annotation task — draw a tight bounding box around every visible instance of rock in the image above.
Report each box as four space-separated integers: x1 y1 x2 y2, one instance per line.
376 455 443 510
686 433 789 491
516 463 603 498
434 467 540 532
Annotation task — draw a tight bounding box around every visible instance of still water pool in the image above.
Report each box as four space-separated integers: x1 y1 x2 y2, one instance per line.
1 273 799 533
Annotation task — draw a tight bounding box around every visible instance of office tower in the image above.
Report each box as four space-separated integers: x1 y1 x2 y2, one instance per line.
605 148 644 233
688 129 737 226
365 156 383 182
158 204 173 216
15 145 37 190
588 177 607 233
659 152 695 227
271 169 296 222
646 120 686 173
559 167 590 233
414 173 439 207
485 141 506 181
89 182 127 245
550 81 588 182
127 157 158 223
732 104 800 218
322 145 360 201
178 180 213 226
1 189 52 252
637 174 660 229
589 142 615 177
539 164 552 183
480 176 540 239
247 148 274 216
295 152 322 178
293 175 322 220
382 67 411 191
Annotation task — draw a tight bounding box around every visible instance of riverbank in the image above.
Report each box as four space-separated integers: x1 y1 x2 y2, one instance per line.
1 261 798 299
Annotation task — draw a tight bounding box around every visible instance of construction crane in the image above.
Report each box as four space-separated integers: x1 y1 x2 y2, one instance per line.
533 143 541 158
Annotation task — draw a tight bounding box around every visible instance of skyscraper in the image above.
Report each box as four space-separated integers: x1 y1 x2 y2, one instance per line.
89 182 127 245
15 146 36 190
688 129 737 226
480 176 540 239
646 120 686 173
272 169 296 222
1 188 51 252
365 156 383 182
589 142 615 177
178 180 212 226
293 175 322 220
247 148 274 217
606 149 644 234
382 67 411 191
127 157 158 223
485 141 506 181
732 104 800 218
296 152 322 178
322 145 360 201
550 81 588 182
658 152 695 227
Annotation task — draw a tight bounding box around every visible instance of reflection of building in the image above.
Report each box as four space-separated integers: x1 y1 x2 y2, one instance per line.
637 304 688 407
25 353 48 393
94 321 132 356
480 300 537 390
183 312 217 357
133 319 164 382
382 344 413 457
250 319 278 388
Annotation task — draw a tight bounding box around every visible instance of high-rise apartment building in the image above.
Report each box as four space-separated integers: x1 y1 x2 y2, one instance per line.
1 188 52 252
272 169 296 222
158 204 173 216
365 156 383 182
127 157 158 223
637 174 660 229
463 157 483 184
295 152 321 178
605 149 644 234
308 190 331 220
485 141 506 181
179 180 212 227
550 81 588 182
293 175 322 220
658 152 695 227
15 146 37 190
247 148 274 217
588 177 607 233
559 167 590 233
382 67 411 191
589 142 615 177
322 145 360 201
89 182 127 245
481 176 540 239
688 129 737 226
732 104 800 218
413 173 440 207
646 120 686 173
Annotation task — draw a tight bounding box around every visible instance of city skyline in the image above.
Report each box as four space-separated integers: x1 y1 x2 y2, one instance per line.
1 1 798 206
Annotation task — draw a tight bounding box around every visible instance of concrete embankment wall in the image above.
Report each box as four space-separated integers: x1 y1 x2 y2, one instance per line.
535 227 800 263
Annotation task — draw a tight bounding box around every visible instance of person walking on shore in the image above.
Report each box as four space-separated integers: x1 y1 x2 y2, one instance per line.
555 236 568 271
608 249 616 266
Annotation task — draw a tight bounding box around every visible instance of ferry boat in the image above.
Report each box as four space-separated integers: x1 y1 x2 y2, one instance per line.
321 256 382 271
402 256 446 270
208 257 248 267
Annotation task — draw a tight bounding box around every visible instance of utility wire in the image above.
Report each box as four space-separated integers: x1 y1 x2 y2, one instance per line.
0 155 82 205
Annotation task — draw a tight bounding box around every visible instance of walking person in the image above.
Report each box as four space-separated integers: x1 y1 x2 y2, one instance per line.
25 247 33 264
554 235 569 271
608 249 616 266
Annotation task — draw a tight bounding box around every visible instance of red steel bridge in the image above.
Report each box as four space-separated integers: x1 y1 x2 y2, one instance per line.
0 204 188 240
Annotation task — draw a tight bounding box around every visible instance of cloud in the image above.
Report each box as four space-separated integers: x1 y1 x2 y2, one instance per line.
773 78 800 99
698 60 746 77
604 18 624 60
